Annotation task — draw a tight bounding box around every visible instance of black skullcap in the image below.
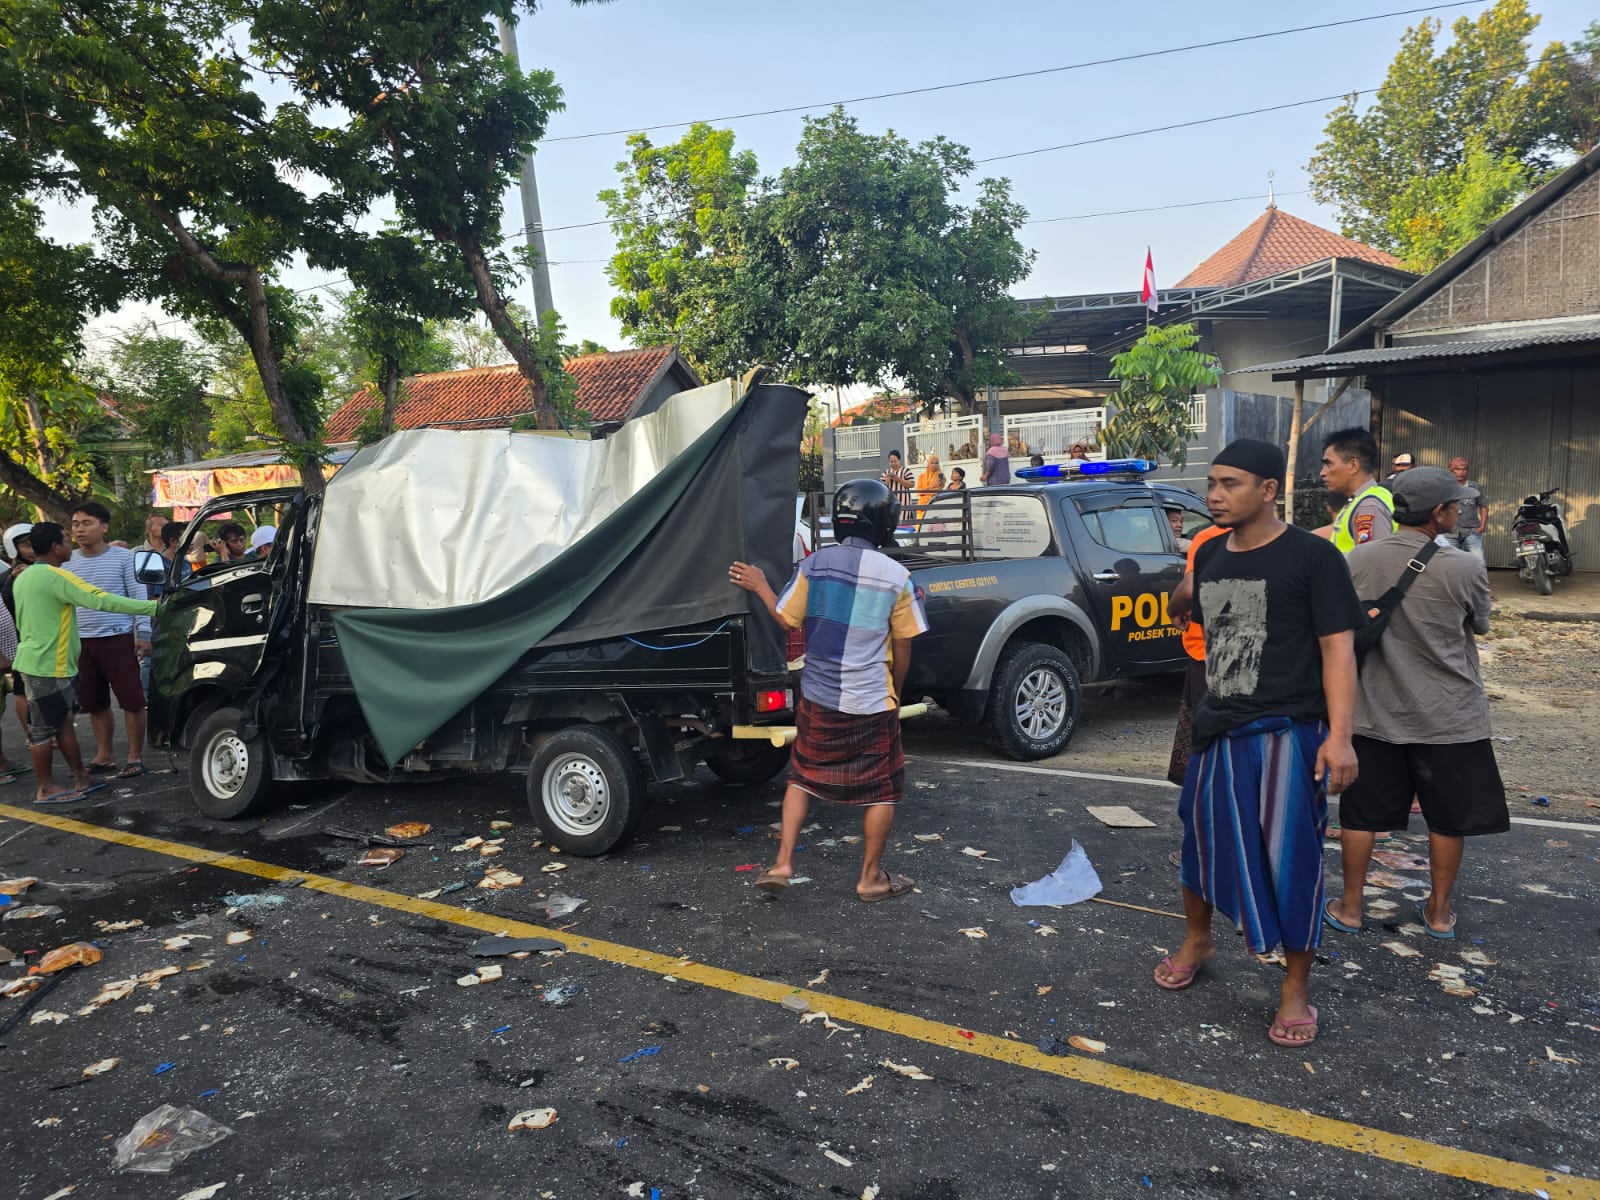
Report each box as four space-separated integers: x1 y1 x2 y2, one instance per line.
1212 438 1286 486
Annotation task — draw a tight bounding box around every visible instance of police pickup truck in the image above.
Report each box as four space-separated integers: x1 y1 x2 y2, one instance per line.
889 461 1211 760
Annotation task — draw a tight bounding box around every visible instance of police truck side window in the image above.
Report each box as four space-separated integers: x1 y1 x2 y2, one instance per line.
1079 505 1167 555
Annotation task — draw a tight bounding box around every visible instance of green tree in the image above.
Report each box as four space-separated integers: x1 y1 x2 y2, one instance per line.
1101 324 1218 472
734 110 1037 415
93 321 214 465
600 123 759 379
1541 20 1600 155
1307 0 1592 270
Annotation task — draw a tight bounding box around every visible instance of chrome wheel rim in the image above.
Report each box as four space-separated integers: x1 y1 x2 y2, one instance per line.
541 754 610 837
203 732 250 798
1015 668 1068 741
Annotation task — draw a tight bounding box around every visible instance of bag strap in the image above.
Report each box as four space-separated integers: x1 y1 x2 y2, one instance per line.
1370 540 1441 613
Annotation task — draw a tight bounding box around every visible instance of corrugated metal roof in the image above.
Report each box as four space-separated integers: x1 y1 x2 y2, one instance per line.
1253 329 1600 376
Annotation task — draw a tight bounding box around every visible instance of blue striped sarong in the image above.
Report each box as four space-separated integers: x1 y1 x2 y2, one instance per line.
1178 717 1328 954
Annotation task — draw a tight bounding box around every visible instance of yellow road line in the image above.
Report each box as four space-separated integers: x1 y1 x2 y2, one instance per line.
3 802 1588 1199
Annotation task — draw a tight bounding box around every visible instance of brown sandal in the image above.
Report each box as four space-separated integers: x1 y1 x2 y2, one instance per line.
857 871 914 903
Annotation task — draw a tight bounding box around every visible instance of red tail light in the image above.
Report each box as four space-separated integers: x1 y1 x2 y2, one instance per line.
756 689 792 713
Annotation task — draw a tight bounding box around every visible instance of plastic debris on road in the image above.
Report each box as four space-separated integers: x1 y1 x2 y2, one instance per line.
879 1059 932 1080
538 892 585 919
844 1075 874 1095
1009 841 1103 907
29 942 103 975
384 822 432 840
112 1105 233 1173
780 995 810 1014
478 868 524 890
619 1045 662 1064
1085 805 1157 829
4 904 62 921
768 1057 800 1070
540 979 583 1006
822 1148 854 1168
82 1057 119 1078
508 1107 556 1131
913 833 943 842
958 927 989 940
220 893 285 910
94 918 144 932
0 876 39 895
178 1184 227 1200
357 848 405 868
1531 795 1551 807
469 935 565 957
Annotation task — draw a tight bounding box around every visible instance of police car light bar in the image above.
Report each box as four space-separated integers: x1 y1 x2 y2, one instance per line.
1016 459 1158 479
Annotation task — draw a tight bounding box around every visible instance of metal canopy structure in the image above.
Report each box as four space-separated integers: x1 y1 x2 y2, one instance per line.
1254 328 1600 380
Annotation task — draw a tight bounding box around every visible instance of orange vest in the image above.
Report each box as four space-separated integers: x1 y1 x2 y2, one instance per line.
1182 525 1229 661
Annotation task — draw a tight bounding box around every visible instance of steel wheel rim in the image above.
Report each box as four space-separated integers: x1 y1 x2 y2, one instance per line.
1015 668 1068 741
542 753 611 837
203 732 250 798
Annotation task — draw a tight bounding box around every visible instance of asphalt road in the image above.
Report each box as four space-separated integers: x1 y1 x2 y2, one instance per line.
0 725 1596 1200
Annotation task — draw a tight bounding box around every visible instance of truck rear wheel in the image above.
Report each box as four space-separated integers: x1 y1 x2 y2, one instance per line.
704 740 791 786
527 726 646 856
983 642 1081 761
188 705 270 819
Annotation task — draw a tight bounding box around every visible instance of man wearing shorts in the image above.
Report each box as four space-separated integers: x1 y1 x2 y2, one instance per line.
729 478 928 902
67 501 151 778
1323 468 1507 941
12 523 157 804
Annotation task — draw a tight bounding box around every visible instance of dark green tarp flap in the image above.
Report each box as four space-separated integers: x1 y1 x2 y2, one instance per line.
331 385 808 762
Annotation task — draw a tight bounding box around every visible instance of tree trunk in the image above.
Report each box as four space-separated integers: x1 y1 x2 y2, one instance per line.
453 234 556 429
0 447 75 524
19 391 59 479
379 357 401 436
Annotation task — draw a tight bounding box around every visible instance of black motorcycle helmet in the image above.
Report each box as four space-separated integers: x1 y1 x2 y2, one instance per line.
833 478 899 548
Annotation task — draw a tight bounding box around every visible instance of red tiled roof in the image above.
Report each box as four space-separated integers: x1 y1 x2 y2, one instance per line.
1175 208 1405 288
325 346 691 441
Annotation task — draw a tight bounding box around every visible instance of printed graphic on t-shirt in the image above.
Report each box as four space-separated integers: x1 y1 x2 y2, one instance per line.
1200 577 1268 699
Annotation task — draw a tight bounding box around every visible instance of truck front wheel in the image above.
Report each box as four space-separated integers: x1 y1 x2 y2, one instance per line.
982 642 1082 761
527 726 646 856
188 706 271 819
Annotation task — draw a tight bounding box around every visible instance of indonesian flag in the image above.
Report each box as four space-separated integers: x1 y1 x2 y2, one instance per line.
1141 247 1158 313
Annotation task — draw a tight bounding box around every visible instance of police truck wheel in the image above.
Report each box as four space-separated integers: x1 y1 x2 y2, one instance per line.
982 642 1081 761
705 740 792 786
187 706 270 819
526 725 646 856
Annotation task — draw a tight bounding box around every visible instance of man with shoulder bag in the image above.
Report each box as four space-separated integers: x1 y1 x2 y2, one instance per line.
1322 467 1508 942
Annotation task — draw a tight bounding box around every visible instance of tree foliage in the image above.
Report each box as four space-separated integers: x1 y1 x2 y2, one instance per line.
600 123 759 380
1102 323 1218 472
1307 0 1597 271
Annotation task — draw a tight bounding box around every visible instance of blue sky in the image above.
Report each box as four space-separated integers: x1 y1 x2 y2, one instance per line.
64 0 1600 351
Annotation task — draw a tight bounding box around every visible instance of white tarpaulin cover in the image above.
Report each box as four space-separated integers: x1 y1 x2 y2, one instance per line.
307 379 739 610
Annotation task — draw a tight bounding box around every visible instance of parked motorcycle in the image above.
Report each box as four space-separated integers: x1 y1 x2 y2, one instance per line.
1512 487 1572 596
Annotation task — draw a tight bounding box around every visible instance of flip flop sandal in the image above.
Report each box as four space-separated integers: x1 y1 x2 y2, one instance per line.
75 780 109 799
856 872 914 903
116 762 148 779
1153 955 1203 991
1418 903 1456 940
1321 902 1362 935
1268 1005 1319 1047
33 788 87 806
0 761 29 779
86 761 117 775
755 870 790 896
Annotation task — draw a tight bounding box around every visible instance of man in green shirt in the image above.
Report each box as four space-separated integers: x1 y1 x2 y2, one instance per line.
12 523 158 805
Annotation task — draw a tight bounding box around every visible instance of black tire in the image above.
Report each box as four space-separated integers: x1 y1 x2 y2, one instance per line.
704 740 792 786
982 641 1082 761
526 725 646 856
1532 554 1553 596
187 705 270 819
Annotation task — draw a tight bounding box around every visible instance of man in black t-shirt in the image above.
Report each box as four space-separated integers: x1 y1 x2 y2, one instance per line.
1155 438 1363 1051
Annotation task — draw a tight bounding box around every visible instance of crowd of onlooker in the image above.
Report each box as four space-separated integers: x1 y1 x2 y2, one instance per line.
0 505 275 804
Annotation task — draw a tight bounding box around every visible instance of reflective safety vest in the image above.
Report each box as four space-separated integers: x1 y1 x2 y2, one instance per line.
1332 481 1394 552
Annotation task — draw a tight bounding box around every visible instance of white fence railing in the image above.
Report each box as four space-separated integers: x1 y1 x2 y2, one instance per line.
1002 409 1107 461
1186 394 1208 434
903 413 985 471
833 424 881 460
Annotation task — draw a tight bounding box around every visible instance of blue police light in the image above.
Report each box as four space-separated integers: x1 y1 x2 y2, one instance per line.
1015 458 1157 479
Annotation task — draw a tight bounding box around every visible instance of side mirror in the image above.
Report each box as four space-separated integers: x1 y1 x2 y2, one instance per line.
133 550 166 586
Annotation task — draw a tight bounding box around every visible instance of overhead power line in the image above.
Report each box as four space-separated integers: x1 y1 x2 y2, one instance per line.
539 3 1480 144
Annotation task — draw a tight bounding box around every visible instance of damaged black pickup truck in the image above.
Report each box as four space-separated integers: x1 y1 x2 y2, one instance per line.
885 466 1212 759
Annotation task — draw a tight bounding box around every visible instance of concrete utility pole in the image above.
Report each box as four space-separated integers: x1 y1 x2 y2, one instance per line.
495 15 555 322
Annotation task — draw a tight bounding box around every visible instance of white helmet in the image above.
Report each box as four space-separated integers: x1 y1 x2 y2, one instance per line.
2 523 32 560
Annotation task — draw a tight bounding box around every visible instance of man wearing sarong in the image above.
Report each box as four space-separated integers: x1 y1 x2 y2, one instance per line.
1155 439 1362 1049
729 479 928 902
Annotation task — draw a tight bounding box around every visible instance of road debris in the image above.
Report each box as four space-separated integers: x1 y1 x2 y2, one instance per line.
768 1057 800 1070
29 941 102 975
619 1045 663 1064
800 1011 855 1034
540 862 568 874
0 876 38 895
162 935 210 951
224 931 253 946
1 976 43 997
1085 805 1157 829
1036 986 1053 996
1010 841 1104 906
113 1105 233 1173
29 1010 69 1025
808 968 830 986
138 965 180 985
960 846 994 859
457 964 503 987
178 1185 227 1200
822 1148 854 1168
451 837 485 852
477 868 524 890
538 892 585 919
781 995 810 1014
1459 949 1497 967
1034 924 1058 936
1381 941 1423 958
958 927 989 940
489 819 515 830
93 918 144 932
323 825 407 847
540 979 583 1006
508 1107 557 1131
1068 1036 1107 1054
468 935 565 957
357 847 405 868
1547 1046 1580 1065
844 1075 874 1095
4 904 62 921
879 1059 933 1080
82 1057 119 1078
385 822 432 840
913 833 943 842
